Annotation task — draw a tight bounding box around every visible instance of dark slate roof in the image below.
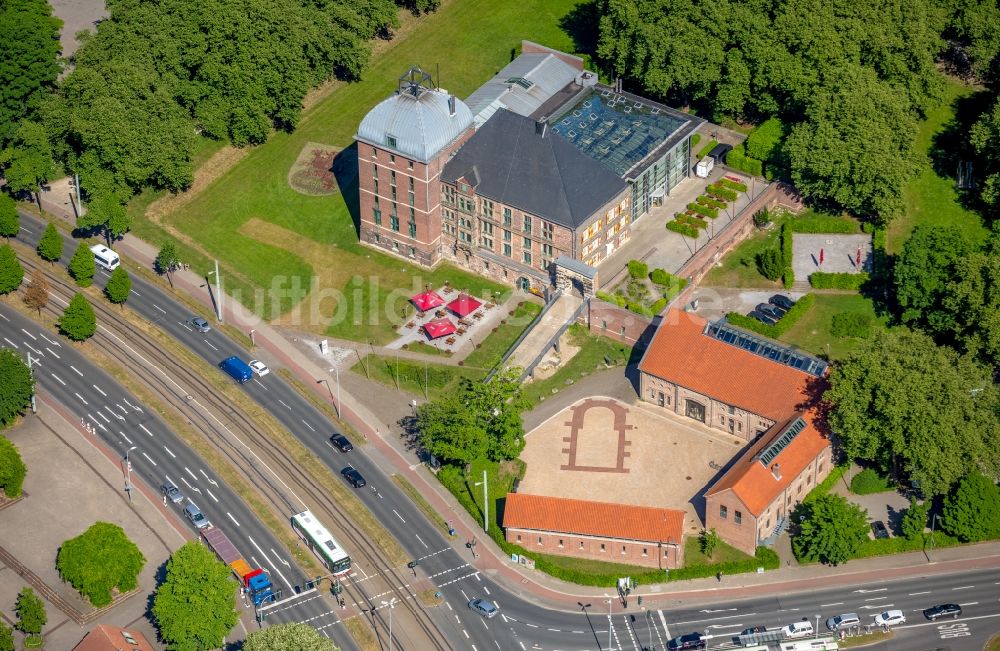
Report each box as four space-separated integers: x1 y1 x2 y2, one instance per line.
442 109 628 230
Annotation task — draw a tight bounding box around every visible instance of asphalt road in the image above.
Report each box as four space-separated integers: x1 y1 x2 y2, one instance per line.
0 306 361 650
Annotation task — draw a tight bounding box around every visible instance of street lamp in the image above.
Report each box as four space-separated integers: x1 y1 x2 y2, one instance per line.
607 598 614 651
815 614 821 638
330 367 340 418
929 513 937 553
124 446 137 502
380 598 397 651
206 260 223 322
249 329 256 348
473 470 488 533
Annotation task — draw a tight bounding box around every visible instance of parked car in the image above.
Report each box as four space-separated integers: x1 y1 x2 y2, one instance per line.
160 481 184 504
748 310 777 325
184 503 211 529
468 598 499 618
782 621 814 639
769 294 795 311
330 434 353 453
756 303 785 319
826 613 860 632
874 610 907 627
187 316 211 333
341 466 366 488
707 143 733 164
741 625 767 636
871 520 890 539
667 632 705 650
923 604 962 621
248 360 269 376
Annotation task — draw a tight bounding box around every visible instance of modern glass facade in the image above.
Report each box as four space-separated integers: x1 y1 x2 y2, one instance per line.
630 135 691 219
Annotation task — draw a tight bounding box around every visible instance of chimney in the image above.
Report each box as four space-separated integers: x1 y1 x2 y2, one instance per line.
535 121 547 138
448 95 456 117
771 463 781 480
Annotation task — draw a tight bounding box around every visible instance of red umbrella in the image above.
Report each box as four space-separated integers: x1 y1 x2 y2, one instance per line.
856 247 862 266
447 293 482 318
819 248 825 265
423 318 456 340
411 291 445 312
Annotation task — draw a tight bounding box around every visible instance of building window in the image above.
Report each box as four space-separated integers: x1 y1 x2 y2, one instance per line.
537 536 542 545
374 179 379 194
482 199 495 217
409 246 415 257
516 535 521 543
641 548 647 557
503 229 511 242
523 251 532 265
373 207 382 226
686 399 706 423
523 215 532 234
409 221 416 238
459 231 472 243
390 216 399 232
579 541 584 549
503 208 512 226
372 163 378 179
599 543 605 552
407 160 413 170
542 243 553 257
409 207 415 221
391 186 396 201
735 510 742 525
389 154 395 163
443 185 456 204
372 147 378 158
386 135 397 149
408 191 415 206
621 545 627 555
408 176 414 189
558 539 564 548
720 505 728 519
390 170 396 186
523 236 531 249
541 221 553 240
503 243 512 257
601 319 607 329
481 236 493 249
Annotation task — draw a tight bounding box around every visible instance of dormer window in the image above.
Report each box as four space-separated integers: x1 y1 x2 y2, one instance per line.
386 135 397 149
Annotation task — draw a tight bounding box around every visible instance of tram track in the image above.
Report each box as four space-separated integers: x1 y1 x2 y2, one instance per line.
14 251 453 651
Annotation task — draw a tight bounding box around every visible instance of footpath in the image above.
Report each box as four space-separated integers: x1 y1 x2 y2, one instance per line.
28 191 1000 615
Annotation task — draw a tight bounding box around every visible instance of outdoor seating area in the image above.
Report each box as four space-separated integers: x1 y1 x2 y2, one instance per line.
387 284 504 352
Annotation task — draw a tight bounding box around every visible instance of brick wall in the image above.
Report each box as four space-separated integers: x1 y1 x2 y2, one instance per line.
505 528 683 570
585 299 655 346
705 490 758 555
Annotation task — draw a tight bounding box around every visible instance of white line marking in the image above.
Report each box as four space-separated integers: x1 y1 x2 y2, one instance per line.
70 365 83 376
97 411 110 423
908 591 931 596
50 373 65 386
163 445 176 458
152 304 167 314
130 289 141 297
200 469 218 485
959 602 979 606
248 536 292 590
952 586 975 590
75 392 89 405
39 332 58 346
45 347 59 359
821 602 844 607
393 509 405 523
20 328 36 340
92 384 107 397
3 337 17 348
301 419 316 432
206 489 218 502
184 466 198 481
0 312 7 321
278 399 292 410
658 610 671 641
24 342 41 355
139 424 153 437
142 452 157 466
119 431 133 444
205 341 218 351
227 512 240 526
415 534 428 548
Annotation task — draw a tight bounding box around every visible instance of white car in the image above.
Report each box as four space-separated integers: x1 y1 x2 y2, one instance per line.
782 621 814 638
874 610 906 627
248 360 269 376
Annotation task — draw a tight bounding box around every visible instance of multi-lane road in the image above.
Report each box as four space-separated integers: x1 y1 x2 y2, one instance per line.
6 212 1000 651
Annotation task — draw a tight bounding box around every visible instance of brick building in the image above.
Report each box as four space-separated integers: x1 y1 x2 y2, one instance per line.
73 624 155 651
502 493 685 570
354 42 702 291
638 310 832 555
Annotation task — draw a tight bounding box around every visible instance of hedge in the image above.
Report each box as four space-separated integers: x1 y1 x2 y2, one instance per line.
596 291 626 307
697 195 726 209
725 293 815 338
809 272 869 289
650 268 688 290
627 259 648 280
719 177 747 193
691 133 701 149
667 547 780 582
707 183 738 202
676 213 708 229
687 203 718 219
696 139 718 161
850 468 892 495
725 144 763 177
649 297 668 314
780 223 794 264
745 116 785 161
667 221 699 238
803 463 849 504
790 215 858 234
783 267 794 289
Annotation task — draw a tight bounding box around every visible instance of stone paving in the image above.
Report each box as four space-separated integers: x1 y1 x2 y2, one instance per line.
684 287 808 323
792 233 873 280
385 285 506 352
519 397 747 536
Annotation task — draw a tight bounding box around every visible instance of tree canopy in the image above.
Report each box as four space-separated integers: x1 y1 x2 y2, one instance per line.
36 222 62 262
104 266 131 305
941 470 1000 542
58 293 97 341
825 327 1000 496
57 522 146 607
792 493 869 565
0 620 13 651
0 244 24 295
15 587 46 636
0 435 28 498
23 268 49 315
0 120 56 198
0 194 18 238
243 623 339 651
0 0 62 146
152 541 238 651
0 349 33 429
68 242 96 287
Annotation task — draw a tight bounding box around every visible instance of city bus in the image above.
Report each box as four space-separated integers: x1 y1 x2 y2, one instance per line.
290 510 352 575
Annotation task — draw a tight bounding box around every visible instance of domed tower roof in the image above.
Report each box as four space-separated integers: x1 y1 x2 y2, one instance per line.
356 67 473 163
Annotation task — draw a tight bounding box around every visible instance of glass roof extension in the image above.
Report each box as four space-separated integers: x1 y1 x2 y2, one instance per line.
550 87 688 177
704 321 828 378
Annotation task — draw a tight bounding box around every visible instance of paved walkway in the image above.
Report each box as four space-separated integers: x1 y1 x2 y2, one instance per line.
507 293 582 372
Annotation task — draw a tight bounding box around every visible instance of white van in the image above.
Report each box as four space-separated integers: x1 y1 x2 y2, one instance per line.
90 244 120 271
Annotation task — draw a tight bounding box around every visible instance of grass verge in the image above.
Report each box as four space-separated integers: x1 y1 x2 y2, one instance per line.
521 324 632 407
778 294 888 360
462 300 543 370
352 355 482 400
343 617 377 651
837 630 893 648
391 473 451 537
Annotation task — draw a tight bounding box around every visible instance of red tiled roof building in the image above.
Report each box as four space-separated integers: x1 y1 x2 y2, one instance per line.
73 624 155 651
638 310 833 555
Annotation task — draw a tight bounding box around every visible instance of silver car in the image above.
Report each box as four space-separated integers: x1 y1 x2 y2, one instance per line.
161 481 184 504
184 503 211 529
469 598 498 618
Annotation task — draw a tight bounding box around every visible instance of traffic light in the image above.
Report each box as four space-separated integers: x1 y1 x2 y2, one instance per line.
407 560 419 569
638 596 643 606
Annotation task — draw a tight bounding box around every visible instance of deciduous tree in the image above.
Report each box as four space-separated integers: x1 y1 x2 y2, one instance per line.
699 528 720 559
152 541 238 651
0 244 24 294
243 623 339 651
0 436 28 498
58 293 96 341
0 349 33 428
15 587 46 636
68 242 95 287
900 498 929 540
154 242 179 277
36 222 62 262
0 619 14 651
0 194 18 238
0 0 62 145
104 266 131 306
57 522 146 607
894 226 974 330
941 471 1000 542
0 121 56 207
792 494 869 565
23 269 48 315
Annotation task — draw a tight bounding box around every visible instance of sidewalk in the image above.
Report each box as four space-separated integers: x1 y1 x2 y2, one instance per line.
27 192 1000 615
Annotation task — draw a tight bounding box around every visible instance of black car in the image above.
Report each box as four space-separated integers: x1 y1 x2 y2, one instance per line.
756 303 785 320
668 633 706 650
769 294 795 311
748 310 777 325
923 603 962 620
341 466 366 488
741 626 767 636
871 520 890 539
330 434 353 453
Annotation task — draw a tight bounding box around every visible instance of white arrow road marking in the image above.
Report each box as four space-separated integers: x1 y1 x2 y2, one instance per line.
20 328 36 340
119 431 133 445
50 373 65 386
123 398 142 412
181 477 201 493
92 384 107 397
163 445 176 458
86 414 107 432
199 469 218 485
139 424 153 437
142 452 157 466
24 342 41 355
227 512 240 526
70 365 83 376
38 332 58 346
270 550 290 567
248 536 292 590
75 392 89 405
45 347 59 359
3 337 18 348
206 489 218 503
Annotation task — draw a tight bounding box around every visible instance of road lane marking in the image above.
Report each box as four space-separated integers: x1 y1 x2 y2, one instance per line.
45 347 59 359
248 536 292 590
20 328 36 340
130 289 141 297
96 411 110 424
119 431 133 444
163 445 176 458
278 399 292 410
415 534 427 548
821 602 844 607
204 341 218 351
152 303 167 314
75 392 89 405
200 469 218 485
301 419 315 432
270 550 290 567
3 337 17 348
70 365 83 376
92 384 107 396
206 489 218 502
184 466 198 480
24 342 41 355
952 586 975 590
658 609 671 643
958 602 979 606
139 424 153 437
39 332 58 346
227 512 240 526
142 452 157 466
393 509 405 522
50 373 65 386
909 591 931 596
0 312 6 320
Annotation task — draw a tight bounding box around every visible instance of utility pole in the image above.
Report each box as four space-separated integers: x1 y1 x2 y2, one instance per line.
380 598 397 651
124 446 137 502
607 598 613 651
474 470 488 532
26 351 37 414
207 261 223 322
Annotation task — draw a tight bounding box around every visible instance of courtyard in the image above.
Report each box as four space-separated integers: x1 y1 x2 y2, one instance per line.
518 397 746 537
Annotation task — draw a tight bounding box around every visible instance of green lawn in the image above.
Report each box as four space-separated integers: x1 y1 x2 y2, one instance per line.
351 354 480 400
889 79 989 254
779 293 888 360
463 301 543 370
147 0 589 339
682 535 753 567
522 324 633 406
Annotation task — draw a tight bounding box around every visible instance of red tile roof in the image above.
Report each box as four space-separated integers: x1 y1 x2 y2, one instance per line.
503 493 684 543
706 409 829 516
73 624 155 651
638 309 812 420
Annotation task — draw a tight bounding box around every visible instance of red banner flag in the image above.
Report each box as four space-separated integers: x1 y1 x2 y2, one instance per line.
856 247 862 266
819 248 825 265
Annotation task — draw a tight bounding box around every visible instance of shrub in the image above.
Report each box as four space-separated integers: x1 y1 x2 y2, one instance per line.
697 195 726 209
696 139 718 161
783 267 794 289
745 117 786 162
688 203 718 219
648 297 668 314
726 294 815 338
627 260 648 280
809 272 869 289
691 133 701 149
850 468 892 495
707 184 738 202
755 248 784 281
626 301 652 317
667 221 699 238
901 498 930 540
831 312 873 338
57 522 146 606
753 209 771 227
790 215 857 233
596 291 626 308
725 144 763 176
676 214 708 229
780 223 794 265
719 177 748 193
